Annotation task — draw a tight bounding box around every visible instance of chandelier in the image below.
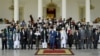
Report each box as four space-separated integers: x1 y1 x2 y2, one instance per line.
47 0 56 8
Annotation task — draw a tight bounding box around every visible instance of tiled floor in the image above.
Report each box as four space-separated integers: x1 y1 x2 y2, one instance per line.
0 45 100 56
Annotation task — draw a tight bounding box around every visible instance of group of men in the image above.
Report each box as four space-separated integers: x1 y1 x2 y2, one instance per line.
1 17 100 50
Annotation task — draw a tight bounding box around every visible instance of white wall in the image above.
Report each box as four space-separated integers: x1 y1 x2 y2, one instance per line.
0 0 12 21
0 0 100 23
91 0 100 22
67 0 79 22
23 0 38 23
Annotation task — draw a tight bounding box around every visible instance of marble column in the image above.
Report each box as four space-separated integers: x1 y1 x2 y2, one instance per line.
62 0 67 20
85 0 91 22
38 0 43 18
14 0 19 23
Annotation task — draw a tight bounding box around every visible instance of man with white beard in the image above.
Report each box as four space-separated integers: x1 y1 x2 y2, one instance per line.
60 27 68 48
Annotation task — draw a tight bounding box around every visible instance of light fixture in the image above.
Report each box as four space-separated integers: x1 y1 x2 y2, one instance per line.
47 0 56 8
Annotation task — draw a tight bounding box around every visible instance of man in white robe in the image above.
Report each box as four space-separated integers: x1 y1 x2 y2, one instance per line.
13 29 20 49
60 27 68 48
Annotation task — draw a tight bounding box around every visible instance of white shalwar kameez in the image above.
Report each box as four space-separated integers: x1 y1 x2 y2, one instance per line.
60 29 68 48
13 33 20 49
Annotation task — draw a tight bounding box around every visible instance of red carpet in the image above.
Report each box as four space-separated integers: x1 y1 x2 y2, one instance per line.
35 49 74 55
43 49 66 53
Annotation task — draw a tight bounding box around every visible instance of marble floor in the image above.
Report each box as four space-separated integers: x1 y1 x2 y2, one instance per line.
0 45 100 56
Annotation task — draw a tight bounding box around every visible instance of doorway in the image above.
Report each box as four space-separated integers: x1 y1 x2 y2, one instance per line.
46 0 57 19
46 8 56 19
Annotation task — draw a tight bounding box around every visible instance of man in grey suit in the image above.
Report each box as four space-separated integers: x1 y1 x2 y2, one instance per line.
86 26 93 49
79 26 86 49
74 30 81 49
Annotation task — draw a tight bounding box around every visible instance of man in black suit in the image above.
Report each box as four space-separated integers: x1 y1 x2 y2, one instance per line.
86 27 93 49
1 29 7 50
93 29 99 49
74 30 81 49
55 30 61 49
20 28 27 49
27 28 35 49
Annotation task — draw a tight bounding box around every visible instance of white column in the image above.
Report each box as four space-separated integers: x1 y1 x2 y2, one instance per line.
85 0 91 22
38 0 43 18
14 0 19 23
0 38 1 49
62 0 67 19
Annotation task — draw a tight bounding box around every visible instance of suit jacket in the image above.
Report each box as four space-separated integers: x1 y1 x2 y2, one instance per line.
20 30 27 41
93 32 99 41
74 31 81 43
1 32 7 42
27 30 35 42
86 30 93 40
79 29 86 39
68 33 73 44
8 31 13 40
49 30 57 43
56 31 61 41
